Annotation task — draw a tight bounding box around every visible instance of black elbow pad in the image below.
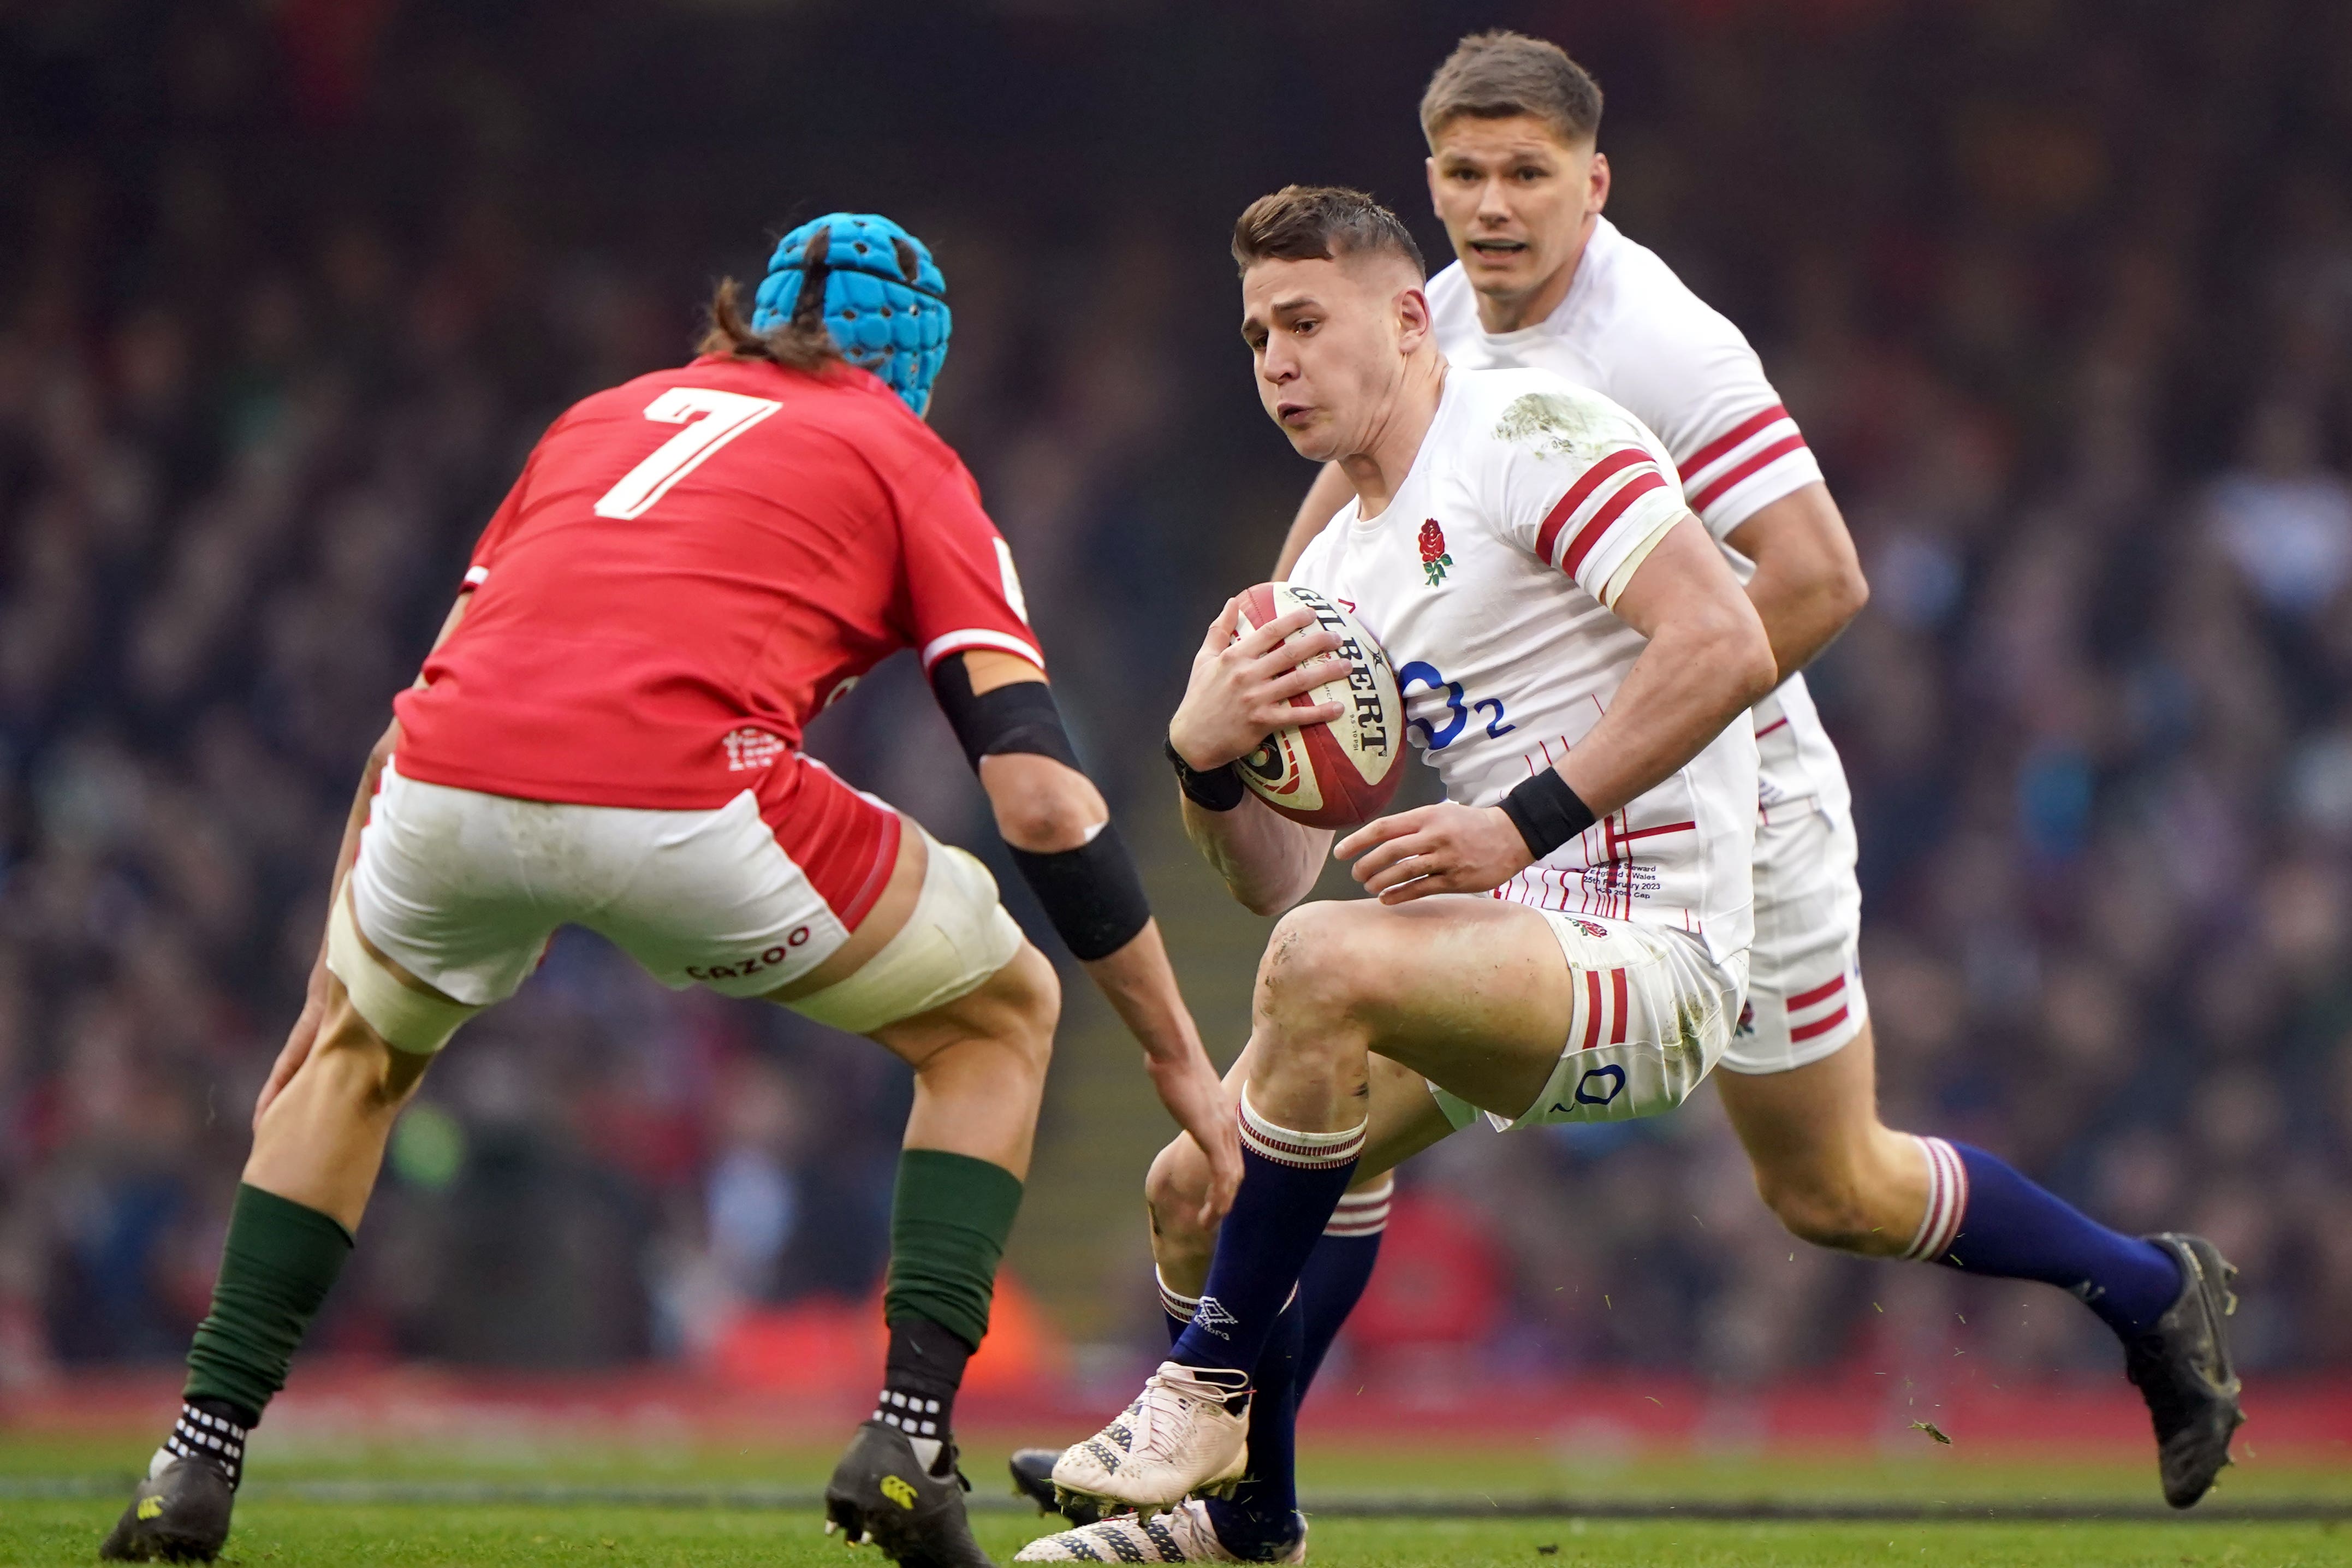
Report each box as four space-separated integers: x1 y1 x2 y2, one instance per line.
930 654 1082 770
1008 821 1153 961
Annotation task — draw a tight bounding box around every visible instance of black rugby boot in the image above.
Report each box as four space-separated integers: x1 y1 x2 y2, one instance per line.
99 1456 234 1563
1008 1447 1103 1528
2124 1233 2244 1508
826 1418 996 1568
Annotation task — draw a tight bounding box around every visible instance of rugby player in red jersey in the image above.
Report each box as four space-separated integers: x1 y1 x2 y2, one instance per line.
102 215 1244 1567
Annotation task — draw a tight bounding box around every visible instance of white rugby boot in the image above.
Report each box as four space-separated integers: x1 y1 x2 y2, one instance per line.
1015 1498 1306 1564
1048 1362 1251 1513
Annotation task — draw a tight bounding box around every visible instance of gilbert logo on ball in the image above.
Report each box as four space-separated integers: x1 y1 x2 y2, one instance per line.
1233 582 1406 828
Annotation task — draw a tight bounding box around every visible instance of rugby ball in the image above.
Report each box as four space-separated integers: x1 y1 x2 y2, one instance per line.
1233 582 1406 828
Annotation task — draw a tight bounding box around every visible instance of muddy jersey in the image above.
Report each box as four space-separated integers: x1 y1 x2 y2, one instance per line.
1291 367 1757 965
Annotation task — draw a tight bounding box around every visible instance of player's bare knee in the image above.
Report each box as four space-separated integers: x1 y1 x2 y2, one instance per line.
1144 1138 1215 1252
1756 1167 1879 1252
984 941 1060 1079
1255 901 1379 1034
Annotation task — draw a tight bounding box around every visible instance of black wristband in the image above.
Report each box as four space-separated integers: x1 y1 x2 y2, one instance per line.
1008 821 1153 961
1499 770 1599 860
1164 737 1246 812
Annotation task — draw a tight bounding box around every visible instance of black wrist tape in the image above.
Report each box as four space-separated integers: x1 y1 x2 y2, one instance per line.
931 656 1081 770
1008 819 1153 961
1499 770 1598 860
1163 737 1246 812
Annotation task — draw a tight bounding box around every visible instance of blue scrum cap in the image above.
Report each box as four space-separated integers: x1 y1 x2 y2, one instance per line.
751 213 951 415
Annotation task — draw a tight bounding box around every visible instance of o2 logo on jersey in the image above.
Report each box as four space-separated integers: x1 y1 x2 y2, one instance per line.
1572 1065 1626 1107
1397 661 1515 751
1418 519 1454 587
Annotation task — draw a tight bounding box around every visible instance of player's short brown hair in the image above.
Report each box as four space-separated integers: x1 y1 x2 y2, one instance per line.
696 276 844 373
1419 30 1603 147
1231 185 1426 280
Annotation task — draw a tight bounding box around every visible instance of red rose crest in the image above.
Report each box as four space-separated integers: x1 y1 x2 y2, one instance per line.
1418 518 1453 587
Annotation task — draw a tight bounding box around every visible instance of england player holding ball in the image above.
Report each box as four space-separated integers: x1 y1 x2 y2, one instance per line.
1018 34 2244 1557
1024 185 1782 1561
100 216 1240 1567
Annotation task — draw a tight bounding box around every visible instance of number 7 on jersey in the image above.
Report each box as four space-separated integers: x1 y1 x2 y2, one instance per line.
593 387 782 520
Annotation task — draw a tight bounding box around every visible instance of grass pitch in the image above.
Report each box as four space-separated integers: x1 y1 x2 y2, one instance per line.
5 1433 2345 1566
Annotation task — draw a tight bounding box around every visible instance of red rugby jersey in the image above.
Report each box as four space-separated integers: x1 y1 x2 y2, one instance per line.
394 356 1040 811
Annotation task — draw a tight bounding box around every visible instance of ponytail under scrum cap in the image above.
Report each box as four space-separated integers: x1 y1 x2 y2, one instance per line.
753 213 952 415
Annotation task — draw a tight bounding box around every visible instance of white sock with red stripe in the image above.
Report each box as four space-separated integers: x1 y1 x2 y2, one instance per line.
1901 1136 1969 1261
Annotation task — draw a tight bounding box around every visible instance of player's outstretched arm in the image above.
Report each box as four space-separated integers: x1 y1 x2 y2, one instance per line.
1164 598 1341 916
1338 516 1776 903
1270 461 1355 579
256 592 474 1127
935 651 1242 1223
1723 481 1868 677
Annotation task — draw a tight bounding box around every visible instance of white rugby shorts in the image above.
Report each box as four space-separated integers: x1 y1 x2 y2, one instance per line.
335 762 1018 1048
1719 795 1868 1074
1431 911 1747 1129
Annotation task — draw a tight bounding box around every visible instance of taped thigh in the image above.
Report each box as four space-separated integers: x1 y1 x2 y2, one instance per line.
324 889 484 1054
788 833 1024 1036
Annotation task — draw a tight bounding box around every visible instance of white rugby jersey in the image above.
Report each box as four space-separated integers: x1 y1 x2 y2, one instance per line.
1426 217 1846 818
1292 367 1758 965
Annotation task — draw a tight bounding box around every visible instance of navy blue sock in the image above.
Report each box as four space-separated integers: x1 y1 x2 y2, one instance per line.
1167 1094 1363 1376
1293 1175 1389 1397
1206 1300 1304 1557
1908 1138 2183 1339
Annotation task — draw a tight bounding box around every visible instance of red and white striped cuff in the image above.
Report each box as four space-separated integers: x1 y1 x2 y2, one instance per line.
1238 1091 1367 1170
1156 1267 1201 1325
1678 403 1820 527
1323 1173 1394 1237
1902 1136 1969 1261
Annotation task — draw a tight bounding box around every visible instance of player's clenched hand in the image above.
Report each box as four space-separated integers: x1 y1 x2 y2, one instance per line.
1145 1048 1243 1226
1167 598 1345 771
1335 801 1535 904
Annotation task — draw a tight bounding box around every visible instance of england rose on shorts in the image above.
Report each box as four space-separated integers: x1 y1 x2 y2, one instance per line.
1425 216 1867 1072
1290 366 1759 1122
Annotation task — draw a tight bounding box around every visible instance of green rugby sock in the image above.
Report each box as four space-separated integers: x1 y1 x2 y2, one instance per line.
883 1148 1023 1354
182 1184 355 1423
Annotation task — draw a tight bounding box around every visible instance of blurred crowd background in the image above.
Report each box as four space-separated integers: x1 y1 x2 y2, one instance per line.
4 0 2350 1400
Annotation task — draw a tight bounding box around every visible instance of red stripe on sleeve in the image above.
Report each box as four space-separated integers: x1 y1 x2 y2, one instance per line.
1609 967 1629 1045
1534 448 1649 565
1688 432 1808 513
1786 971 1846 1011
1581 969 1603 1051
1561 468 1669 579
1680 403 1788 477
